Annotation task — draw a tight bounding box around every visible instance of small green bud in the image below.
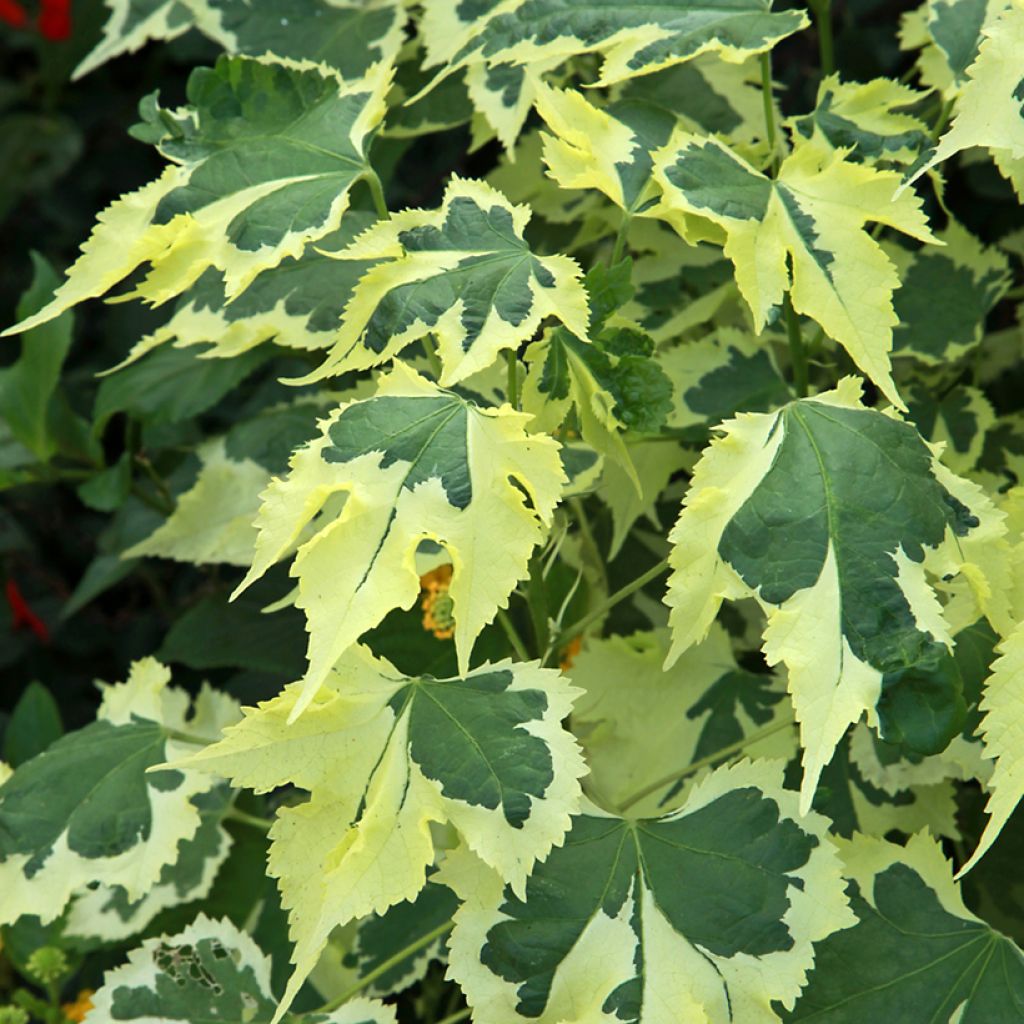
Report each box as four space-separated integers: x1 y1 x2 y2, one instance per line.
0 1005 30 1024
26 945 68 983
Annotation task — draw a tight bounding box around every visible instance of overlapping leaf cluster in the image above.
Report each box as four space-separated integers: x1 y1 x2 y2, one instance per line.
2 0 1024 1022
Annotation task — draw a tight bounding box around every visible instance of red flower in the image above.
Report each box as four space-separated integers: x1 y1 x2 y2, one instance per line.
0 0 28 28
0 0 72 40
38 0 70 40
6 578 50 643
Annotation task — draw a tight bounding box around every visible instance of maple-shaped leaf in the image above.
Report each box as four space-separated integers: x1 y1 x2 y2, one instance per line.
0 660 237 928
789 74 931 165
296 178 590 387
76 0 404 80
907 0 1024 199
784 832 1024 1021
444 759 853 1024
569 626 792 815
114 211 378 367
532 80 739 249
237 363 565 719
87 914 396 1024
179 646 585 1016
420 0 809 93
651 132 937 408
664 379 999 813
3 55 391 340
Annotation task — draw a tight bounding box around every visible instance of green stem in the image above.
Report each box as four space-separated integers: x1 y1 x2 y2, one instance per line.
224 808 273 832
435 1009 472 1024
546 557 670 661
525 554 550 657
497 608 531 661
759 53 778 174
930 96 955 143
783 295 809 397
315 921 454 1014
616 710 797 813
505 349 520 410
809 0 835 75
569 497 608 602
611 214 631 265
366 170 390 219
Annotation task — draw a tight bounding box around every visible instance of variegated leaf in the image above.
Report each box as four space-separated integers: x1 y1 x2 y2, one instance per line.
652 133 937 408
568 626 793 815
420 0 810 93
296 178 589 387
76 0 404 79
86 914 396 1024
4 56 391 341
888 221 1011 364
236 364 566 717
179 647 585 1015
664 378 999 812
789 74 931 165
446 760 853 1024
785 832 1024 1021
0 661 238 927
907 0 1024 198
660 328 790 434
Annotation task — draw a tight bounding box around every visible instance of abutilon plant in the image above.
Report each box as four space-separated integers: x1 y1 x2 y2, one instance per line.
2 0 1024 1022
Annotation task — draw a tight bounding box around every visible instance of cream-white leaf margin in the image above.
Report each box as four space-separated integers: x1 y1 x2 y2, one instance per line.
443 759 855 1024
235 362 566 721
176 646 585 1020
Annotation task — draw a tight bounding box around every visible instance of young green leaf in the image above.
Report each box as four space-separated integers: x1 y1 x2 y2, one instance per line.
784 832 1024 1021
0 660 237 927
445 759 853 1024
0 255 74 464
664 379 998 812
179 646 585 1014
907 0 1024 198
85 914 396 1024
652 133 937 408
236 363 565 716
296 178 589 387
2 680 63 768
3 55 391 339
